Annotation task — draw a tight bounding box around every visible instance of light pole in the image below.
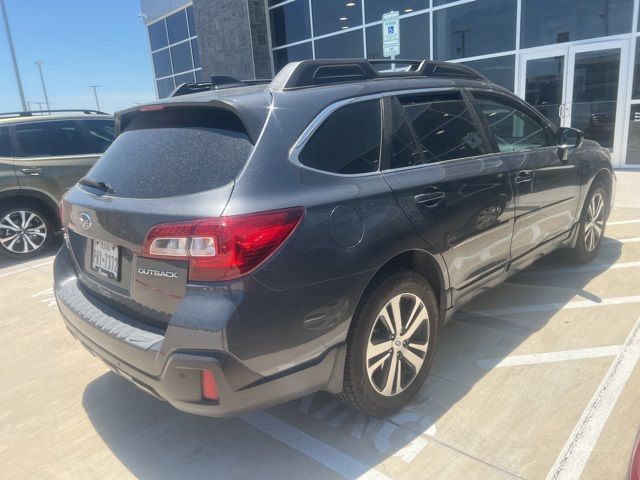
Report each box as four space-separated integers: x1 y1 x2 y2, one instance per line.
34 61 50 110
0 0 27 111
88 85 101 111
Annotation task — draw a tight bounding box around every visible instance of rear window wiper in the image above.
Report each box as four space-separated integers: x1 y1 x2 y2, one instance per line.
79 177 114 194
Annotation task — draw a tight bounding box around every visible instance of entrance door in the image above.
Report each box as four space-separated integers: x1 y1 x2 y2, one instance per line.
519 40 629 167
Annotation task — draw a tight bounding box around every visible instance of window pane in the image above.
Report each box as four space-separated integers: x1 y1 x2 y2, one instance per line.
312 0 362 36
315 30 364 59
195 69 204 82
157 77 175 98
153 49 172 78
273 42 313 72
388 99 423 169
171 41 193 74
299 100 381 174
148 20 167 51
400 92 487 162
175 71 196 86
474 94 549 152
0 127 13 157
433 0 458 5
166 10 189 44
82 119 116 154
186 6 196 36
463 55 515 91
631 38 640 99
521 0 633 48
433 0 516 60
626 105 640 165
15 121 93 157
365 1 429 23
525 56 565 127
366 13 429 61
269 0 312 47
191 39 200 69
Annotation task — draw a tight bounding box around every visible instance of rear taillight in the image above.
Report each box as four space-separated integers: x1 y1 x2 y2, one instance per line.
142 207 304 281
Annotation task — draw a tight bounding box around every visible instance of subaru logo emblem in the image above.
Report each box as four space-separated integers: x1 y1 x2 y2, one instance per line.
79 212 92 230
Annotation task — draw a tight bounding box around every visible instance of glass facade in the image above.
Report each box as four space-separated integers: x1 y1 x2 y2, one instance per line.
147 5 202 98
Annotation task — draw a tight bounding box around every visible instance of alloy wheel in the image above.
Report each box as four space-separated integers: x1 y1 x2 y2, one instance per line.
584 192 605 253
366 293 430 397
0 210 48 254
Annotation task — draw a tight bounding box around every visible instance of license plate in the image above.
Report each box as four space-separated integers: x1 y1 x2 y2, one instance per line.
91 240 119 280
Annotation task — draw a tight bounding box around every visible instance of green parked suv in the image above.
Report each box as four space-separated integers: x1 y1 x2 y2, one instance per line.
0 110 114 258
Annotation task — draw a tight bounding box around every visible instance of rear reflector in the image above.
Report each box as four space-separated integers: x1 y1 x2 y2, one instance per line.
142 207 304 281
201 370 219 401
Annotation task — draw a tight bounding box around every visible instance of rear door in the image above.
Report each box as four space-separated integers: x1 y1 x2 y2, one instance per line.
13 118 113 203
468 90 582 264
0 126 17 196
381 90 515 296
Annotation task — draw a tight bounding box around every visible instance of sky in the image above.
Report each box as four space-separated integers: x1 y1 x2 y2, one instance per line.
0 0 156 114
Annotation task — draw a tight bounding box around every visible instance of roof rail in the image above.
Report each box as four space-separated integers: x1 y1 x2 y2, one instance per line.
0 109 109 118
170 75 272 97
269 58 488 91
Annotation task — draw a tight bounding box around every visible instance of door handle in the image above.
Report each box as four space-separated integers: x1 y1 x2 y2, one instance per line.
514 170 533 184
414 191 446 207
20 167 43 176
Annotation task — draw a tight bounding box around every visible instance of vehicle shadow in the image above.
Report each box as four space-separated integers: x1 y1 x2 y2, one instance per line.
0 237 61 270
82 239 624 479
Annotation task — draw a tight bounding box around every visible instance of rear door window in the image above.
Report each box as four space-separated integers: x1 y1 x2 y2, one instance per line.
81 119 116 153
298 100 381 174
14 120 93 157
85 108 253 198
0 127 12 157
398 91 487 164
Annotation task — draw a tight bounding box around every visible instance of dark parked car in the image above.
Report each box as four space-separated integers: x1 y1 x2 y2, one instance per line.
54 59 614 417
0 110 115 258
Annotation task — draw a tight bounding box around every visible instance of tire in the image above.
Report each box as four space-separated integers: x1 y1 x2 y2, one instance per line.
0 203 54 259
339 270 438 417
568 183 608 264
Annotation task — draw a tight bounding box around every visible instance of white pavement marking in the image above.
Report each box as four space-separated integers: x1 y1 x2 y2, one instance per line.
546 315 640 480
30 288 53 298
0 261 53 279
605 236 640 244
608 218 640 225
241 411 391 480
470 295 640 317
477 345 622 369
520 261 640 277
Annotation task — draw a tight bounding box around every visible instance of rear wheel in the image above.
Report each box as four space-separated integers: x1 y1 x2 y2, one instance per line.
339 271 438 417
569 184 607 263
0 204 54 259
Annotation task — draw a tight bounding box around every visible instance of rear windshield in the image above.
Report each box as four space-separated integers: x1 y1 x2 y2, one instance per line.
85 109 253 198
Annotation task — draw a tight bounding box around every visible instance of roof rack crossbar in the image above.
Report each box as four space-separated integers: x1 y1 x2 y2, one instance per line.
0 109 108 118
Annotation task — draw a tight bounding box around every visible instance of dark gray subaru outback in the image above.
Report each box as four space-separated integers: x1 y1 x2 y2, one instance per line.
54 59 614 417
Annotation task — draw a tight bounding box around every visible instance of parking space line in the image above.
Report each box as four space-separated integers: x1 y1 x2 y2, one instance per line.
0 261 53 279
520 261 640 277
30 288 54 298
546 315 640 480
477 345 622 369
241 411 391 480
608 218 640 225
470 295 640 317
607 236 640 244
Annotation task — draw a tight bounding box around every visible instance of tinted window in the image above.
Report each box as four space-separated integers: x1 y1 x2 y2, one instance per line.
474 94 550 152
15 121 95 157
166 10 189 44
148 20 167 51
524 56 565 127
521 0 633 48
157 77 175 98
312 0 362 36
315 30 364 59
463 55 515 91
388 99 423 169
433 0 516 60
0 127 13 157
191 39 201 69
186 6 196 36
82 119 116 154
633 38 640 100
365 0 429 23
366 13 429 62
400 92 487 163
174 71 195 86
87 109 253 199
153 49 172 78
269 0 312 47
171 41 193 74
299 100 381 174
626 105 640 165
273 42 313 72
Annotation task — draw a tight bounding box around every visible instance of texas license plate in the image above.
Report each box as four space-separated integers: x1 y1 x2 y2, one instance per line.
91 240 119 280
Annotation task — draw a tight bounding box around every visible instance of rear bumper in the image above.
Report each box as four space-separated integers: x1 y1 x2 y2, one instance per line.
54 246 347 417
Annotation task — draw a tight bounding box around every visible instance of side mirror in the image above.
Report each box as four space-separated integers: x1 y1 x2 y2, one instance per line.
557 127 583 149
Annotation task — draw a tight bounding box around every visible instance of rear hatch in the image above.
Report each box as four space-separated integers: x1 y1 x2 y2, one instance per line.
61 105 259 329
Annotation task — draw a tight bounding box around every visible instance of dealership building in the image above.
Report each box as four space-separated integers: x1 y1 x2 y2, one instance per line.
139 0 640 169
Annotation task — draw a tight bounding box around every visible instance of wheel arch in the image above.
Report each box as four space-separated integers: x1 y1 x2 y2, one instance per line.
0 189 61 230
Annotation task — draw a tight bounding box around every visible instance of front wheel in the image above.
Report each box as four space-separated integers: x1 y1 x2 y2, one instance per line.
0 205 54 259
569 184 608 263
339 271 438 417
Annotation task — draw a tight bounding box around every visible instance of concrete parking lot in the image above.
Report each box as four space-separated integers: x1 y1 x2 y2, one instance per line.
2 171 640 480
